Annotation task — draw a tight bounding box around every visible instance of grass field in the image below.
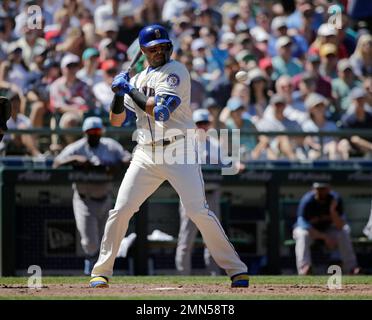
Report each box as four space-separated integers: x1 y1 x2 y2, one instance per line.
1 276 372 300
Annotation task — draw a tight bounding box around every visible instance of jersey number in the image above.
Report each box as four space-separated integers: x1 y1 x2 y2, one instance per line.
141 86 155 97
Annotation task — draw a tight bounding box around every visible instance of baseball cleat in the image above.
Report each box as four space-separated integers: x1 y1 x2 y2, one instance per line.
89 276 109 288
231 273 249 288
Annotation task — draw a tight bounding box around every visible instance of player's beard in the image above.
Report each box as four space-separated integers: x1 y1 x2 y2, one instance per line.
150 53 167 68
87 135 101 148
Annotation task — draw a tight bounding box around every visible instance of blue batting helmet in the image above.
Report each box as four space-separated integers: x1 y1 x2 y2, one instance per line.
139 24 172 48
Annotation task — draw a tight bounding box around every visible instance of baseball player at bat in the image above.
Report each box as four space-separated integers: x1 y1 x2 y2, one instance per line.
90 24 249 288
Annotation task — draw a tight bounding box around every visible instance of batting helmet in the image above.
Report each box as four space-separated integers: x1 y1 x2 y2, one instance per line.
139 24 172 48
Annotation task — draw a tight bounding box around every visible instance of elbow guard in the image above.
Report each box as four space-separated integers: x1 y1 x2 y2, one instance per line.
153 105 170 121
155 94 181 113
153 94 181 121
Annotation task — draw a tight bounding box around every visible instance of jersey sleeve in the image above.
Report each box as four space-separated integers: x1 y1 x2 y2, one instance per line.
109 139 132 163
105 138 132 164
54 143 78 164
154 62 189 98
296 194 312 229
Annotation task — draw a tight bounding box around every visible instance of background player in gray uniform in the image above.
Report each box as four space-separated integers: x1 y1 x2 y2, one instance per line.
90 24 249 288
53 117 131 275
175 109 221 276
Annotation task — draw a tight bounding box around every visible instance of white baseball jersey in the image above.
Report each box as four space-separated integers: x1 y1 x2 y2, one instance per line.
124 60 196 145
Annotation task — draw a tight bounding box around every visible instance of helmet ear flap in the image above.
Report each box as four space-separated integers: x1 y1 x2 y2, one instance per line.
168 42 173 55
165 43 173 62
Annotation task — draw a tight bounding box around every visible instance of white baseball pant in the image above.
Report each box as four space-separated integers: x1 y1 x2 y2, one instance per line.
92 142 247 278
175 188 221 275
293 225 358 274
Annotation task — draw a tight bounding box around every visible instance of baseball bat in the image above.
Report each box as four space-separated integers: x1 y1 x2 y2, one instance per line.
126 48 142 75
110 42 142 126
112 42 142 93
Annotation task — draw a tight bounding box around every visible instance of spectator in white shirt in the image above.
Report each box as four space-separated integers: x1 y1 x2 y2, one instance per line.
302 93 342 160
0 91 41 156
257 94 303 160
92 59 117 113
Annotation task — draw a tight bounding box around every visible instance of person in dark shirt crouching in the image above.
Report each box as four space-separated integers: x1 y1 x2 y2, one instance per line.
293 182 360 275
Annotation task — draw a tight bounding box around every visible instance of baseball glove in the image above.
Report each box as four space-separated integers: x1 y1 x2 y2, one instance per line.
0 96 12 131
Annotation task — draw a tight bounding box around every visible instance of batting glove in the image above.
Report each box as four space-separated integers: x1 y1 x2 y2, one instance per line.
111 74 133 96
153 105 170 121
115 71 130 82
121 71 130 82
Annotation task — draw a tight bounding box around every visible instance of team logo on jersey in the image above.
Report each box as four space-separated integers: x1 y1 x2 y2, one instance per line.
166 73 180 88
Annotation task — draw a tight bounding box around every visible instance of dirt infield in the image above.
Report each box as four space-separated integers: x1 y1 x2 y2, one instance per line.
1 282 372 299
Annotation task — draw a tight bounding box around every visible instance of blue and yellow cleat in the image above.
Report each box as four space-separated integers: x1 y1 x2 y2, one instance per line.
89 276 109 288
231 273 249 288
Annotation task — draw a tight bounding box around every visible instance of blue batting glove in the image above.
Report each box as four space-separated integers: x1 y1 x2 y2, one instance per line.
153 105 170 121
116 71 130 82
111 73 133 96
121 71 130 82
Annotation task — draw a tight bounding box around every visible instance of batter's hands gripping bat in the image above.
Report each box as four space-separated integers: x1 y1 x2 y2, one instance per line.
110 40 142 126
112 39 142 93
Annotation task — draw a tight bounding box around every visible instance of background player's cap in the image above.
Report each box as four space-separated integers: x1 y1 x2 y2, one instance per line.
82 117 103 132
193 109 211 124
312 182 330 189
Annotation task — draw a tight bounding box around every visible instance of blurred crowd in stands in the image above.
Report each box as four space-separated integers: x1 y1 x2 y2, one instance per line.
0 0 372 161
